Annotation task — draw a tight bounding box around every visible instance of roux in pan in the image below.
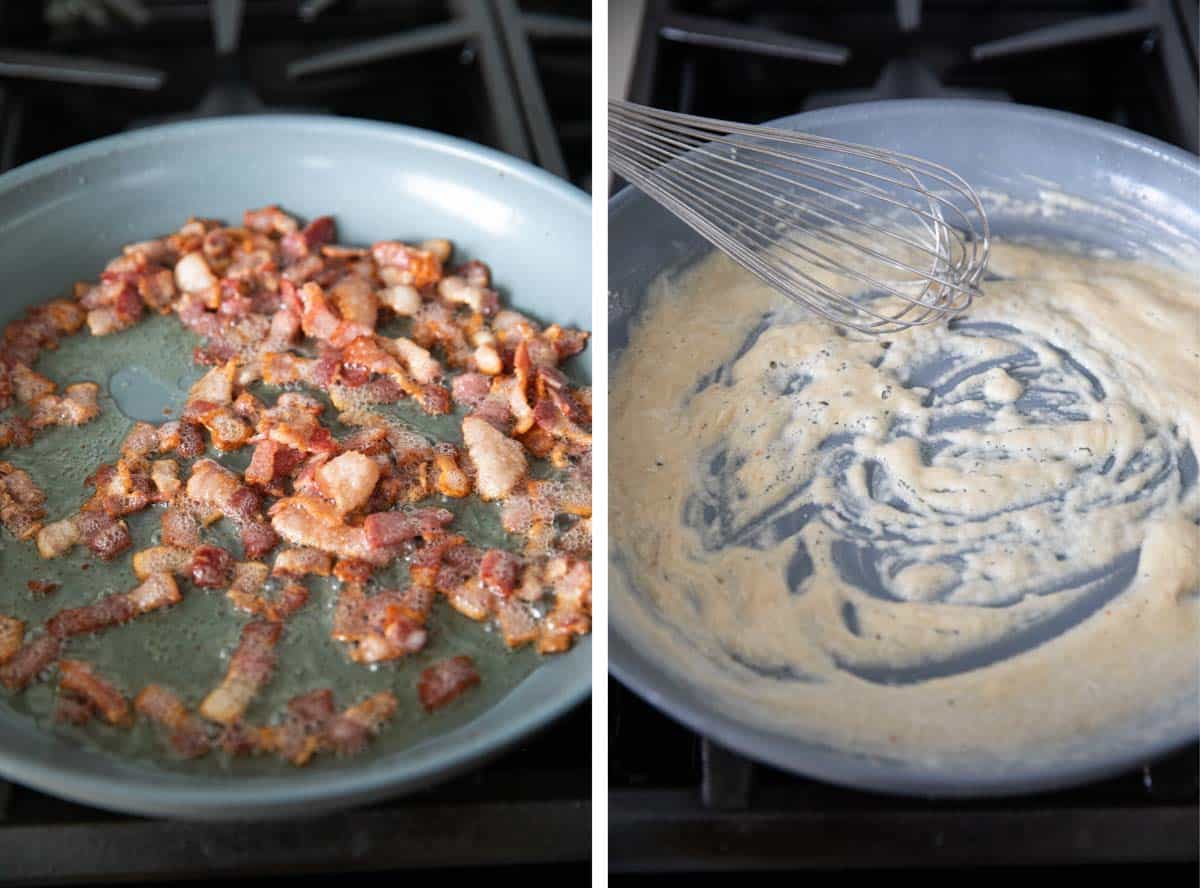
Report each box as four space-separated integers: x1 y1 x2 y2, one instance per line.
611 239 1198 761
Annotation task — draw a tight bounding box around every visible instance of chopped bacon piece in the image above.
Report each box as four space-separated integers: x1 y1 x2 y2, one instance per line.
185 459 272 542
331 582 428 664
0 616 24 664
536 557 593 654
0 462 46 540
378 283 422 316
135 685 210 758
462 415 527 501
10 364 55 403
371 241 443 288
190 545 234 588
325 691 398 755
160 503 201 550
418 656 480 712
269 495 397 566
174 252 218 294
121 422 161 459
451 372 491 408
23 382 101 432
268 688 336 765
271 547 332 578
315 450 381 515
433 443 472 498
243 205 298 236
150 460 181 500
74 509 132 560
329 276 377 329
27 579 59 596
132 545 192 580
58 660 131 726
241 521 279 560
188 360 236 405
199 620 282 725
46 573 180 638
244 438 281 488
36 517 80 559
480 549 522 597
228 562 307 623
363 507 454 548
0 634 61 691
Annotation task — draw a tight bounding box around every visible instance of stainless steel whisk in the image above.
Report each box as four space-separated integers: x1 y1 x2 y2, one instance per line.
609 100 990 334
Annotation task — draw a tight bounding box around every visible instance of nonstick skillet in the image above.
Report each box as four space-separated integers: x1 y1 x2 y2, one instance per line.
609 100 1200 797
0 115 591 819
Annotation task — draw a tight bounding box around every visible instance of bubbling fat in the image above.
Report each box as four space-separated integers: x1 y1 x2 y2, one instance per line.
610 239 1200 763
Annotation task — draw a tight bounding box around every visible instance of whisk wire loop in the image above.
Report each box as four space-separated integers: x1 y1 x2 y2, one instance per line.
610 100 990 334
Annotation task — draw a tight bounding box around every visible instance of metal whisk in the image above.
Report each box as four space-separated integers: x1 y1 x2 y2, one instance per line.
609 100 990 334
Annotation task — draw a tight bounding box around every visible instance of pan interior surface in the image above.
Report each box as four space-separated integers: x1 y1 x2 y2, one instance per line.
0 116 590 818
609 100 1200 797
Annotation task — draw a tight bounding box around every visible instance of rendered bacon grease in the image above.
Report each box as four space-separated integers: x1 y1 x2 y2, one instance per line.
0 207 591 765
611 241 1198 763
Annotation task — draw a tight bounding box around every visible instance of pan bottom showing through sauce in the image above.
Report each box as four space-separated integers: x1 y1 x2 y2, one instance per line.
0 208 591 775
611 239 1198 764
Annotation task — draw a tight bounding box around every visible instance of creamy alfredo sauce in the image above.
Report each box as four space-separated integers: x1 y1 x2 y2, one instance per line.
611 240 1199 763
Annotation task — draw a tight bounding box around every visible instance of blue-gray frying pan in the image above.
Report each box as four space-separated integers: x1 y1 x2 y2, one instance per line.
0 116 590 819
609 100 1199 797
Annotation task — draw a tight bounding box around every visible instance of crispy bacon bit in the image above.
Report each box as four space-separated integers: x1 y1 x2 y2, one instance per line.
536 557 593 654
243 205 298 236
315 450 381 515
150 460 181 500
132 545 192 580
174 252 217 294
135 685 210 758
462 415 527 501
418 656 481 712
0 616 24 664
480 549 522 597
228 562 307 623
121 422 161 459
190 545 234 588
371 241 443 289
496 598 539 648
27 579 59 596
0 634 61 691
0 462 46 540
199 620 282 725
241 521 279 560
58 660 131 726
36 517 80 559
271 547 332 578
10 364 55 403
75 509 132 561
267 688 335 764
46 573 180 639
363 507 454 548
282 215 336 261
451 372 491 408
331 581 428 664
325 691 398 755
378 283 422 316
270 495 395 566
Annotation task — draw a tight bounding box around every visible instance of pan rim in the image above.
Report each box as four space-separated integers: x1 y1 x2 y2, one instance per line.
0 114 591 819
608 97 1200 798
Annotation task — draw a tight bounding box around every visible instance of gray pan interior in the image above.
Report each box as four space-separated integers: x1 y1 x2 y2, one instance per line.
0 115 591 819
609 99 1200 797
